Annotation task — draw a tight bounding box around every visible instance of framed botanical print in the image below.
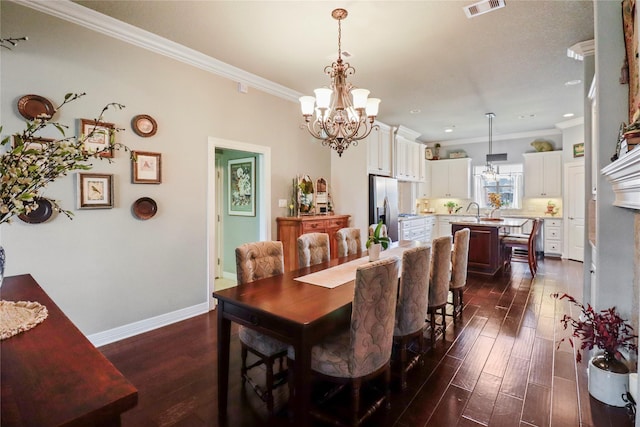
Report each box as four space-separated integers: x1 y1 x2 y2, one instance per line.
77 173 114 209
132 151 162 184
228 157 255 216
80 118 115 158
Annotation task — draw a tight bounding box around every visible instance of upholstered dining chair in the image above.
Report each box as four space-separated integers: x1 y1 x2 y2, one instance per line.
501 218 541 277
393 245 431 390
235 241 288 415
297 232 330 268
287 256 400 427
427 235 453 344
335 227 362 257
449 228 470 322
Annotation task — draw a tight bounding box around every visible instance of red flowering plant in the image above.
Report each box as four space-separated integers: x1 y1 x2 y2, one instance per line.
552 293 637 363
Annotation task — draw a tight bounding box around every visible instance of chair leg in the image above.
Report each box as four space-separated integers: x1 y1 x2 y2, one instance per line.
429 311 436 343
384 365 391 411
241 344 248 385
265 356 275 415
439 306 447 340
351 378 362 427
399 337 408 391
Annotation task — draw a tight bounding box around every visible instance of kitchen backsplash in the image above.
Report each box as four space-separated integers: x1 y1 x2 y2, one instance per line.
416 197 563 217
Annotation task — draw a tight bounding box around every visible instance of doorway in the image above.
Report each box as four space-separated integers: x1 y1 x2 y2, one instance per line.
207 137 272 310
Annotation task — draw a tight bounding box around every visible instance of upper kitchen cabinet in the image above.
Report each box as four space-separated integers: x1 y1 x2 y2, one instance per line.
395 126 422 182
523 151 563 197
430 158 472 198
367 121 393 176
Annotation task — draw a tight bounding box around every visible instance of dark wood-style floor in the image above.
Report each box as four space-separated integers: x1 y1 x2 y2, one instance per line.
100 259 635 427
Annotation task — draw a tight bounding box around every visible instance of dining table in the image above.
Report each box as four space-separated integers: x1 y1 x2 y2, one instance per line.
213 240 424 427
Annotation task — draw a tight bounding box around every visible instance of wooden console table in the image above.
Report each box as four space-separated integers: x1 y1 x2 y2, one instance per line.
1 274 138 426
276 214 350 271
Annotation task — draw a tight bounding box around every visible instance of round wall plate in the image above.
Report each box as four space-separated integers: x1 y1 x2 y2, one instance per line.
131 114 158 137
132 197 158 220
18 198 54 224
17 95 55 120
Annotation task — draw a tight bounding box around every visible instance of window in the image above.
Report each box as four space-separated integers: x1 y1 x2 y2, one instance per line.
473 164 523 209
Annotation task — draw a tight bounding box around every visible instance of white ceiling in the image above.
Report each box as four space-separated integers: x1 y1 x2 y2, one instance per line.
74 0 594 144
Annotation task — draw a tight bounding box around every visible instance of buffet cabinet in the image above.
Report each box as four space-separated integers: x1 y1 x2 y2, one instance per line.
277 214 350 271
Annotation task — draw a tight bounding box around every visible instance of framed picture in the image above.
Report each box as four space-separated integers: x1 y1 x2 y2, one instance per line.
228 157 255 216
12 135 54 151
623 0 639 123
132 151 162 184
131 114 158 137
573 142 585 158
425 148 433 160
77 173 113 209
80 118 114 158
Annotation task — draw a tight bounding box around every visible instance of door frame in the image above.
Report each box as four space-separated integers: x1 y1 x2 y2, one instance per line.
207 137 271 310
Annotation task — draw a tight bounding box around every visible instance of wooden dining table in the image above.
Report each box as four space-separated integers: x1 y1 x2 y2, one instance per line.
213 240 422 426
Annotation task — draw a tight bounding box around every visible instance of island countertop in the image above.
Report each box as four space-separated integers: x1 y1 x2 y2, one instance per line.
450 217 529 228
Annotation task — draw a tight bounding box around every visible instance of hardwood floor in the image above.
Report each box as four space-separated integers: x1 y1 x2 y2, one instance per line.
100 259 635 427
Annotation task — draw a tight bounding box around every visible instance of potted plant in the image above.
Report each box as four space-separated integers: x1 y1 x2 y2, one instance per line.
552 293 638 407
443 201 460 214
366 221 390 261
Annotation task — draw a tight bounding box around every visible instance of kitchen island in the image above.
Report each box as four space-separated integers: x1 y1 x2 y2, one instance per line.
451 218 529 276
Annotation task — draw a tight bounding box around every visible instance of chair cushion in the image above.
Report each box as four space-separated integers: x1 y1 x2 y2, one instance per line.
501 236 528 245
288 328 352 377
239 326 288 356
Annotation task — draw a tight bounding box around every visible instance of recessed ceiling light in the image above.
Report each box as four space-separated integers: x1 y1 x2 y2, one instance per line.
563 113 575 118
444 128 454 133
565 79 582 86
409 109 421 114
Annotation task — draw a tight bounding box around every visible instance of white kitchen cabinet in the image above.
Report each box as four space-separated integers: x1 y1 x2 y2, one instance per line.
395 126 422 182
523 151 563 198
430 158 472 198
544 218 563 257
398 215 436 242
435 215 454 238
367 122 392 176
418 160 432 198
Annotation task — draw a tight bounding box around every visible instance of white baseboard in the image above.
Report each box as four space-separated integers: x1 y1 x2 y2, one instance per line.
89 302 209 348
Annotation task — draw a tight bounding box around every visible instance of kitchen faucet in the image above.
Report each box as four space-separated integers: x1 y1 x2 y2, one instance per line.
466 202 480 221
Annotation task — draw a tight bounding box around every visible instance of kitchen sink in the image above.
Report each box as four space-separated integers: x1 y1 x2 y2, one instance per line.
479 217 504 222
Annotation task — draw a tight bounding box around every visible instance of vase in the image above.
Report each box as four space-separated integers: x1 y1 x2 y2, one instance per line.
368 243 381 262
588 352 629 407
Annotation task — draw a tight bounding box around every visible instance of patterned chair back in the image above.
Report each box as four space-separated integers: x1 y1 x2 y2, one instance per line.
450 228 470 290
429 236 452 308
235 241 284 285
335 227 362 257
349 256 400 377
297 232 330 267
394 245 431 337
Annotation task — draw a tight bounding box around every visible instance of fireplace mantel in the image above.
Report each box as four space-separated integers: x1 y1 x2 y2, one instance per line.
601 148 640 210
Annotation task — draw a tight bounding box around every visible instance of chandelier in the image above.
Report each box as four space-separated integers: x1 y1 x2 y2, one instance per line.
299 8 380 157
482 112 497 181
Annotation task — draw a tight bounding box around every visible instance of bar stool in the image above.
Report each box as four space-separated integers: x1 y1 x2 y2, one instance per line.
427 235 453 343
449 228 470 321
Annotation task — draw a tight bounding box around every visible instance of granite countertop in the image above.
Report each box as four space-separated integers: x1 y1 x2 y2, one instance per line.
449 217 530 228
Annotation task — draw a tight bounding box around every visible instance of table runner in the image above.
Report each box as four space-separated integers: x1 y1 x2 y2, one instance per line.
294 246 409 288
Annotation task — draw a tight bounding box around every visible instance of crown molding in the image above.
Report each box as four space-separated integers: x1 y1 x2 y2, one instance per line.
567 39 595 61
433 127 562 146
10 0 301 103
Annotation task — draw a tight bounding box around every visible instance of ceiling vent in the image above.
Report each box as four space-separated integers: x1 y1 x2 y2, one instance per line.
463 0 506 18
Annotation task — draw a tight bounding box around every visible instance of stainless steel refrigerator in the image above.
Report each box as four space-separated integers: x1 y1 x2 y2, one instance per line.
369 175 399 242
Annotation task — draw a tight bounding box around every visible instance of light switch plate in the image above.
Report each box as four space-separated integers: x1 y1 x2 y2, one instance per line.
278 199 287 208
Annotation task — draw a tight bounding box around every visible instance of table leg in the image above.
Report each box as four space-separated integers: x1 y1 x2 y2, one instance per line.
217 302 231 421
294 338 312 427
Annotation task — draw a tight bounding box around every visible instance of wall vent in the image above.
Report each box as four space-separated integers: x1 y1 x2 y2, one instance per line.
463 0 506 18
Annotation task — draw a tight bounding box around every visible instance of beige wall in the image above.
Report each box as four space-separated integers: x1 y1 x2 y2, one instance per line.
0 2 331 336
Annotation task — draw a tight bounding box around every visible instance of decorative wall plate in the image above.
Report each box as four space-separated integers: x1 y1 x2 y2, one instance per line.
17 95 55 120
132 197 158 220
131 114 157 137
18 198 54 224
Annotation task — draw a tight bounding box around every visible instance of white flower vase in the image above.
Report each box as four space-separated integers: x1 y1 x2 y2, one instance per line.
368 243 381 262
588 353 629 407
